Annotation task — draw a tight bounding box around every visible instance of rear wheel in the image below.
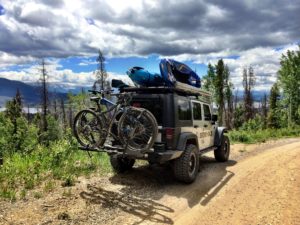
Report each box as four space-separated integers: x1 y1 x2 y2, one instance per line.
73 109 105 148
173 144 199 183
214 135 230 162
110 154 135 173
118 107 158 153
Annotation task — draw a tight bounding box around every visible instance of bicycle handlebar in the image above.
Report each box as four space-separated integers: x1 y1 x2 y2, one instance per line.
88 90 132 105
88 90 132 97
88 90 113 95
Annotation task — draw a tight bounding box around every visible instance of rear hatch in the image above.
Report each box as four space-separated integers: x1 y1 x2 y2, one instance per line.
131 94 163 126
130 93 178 151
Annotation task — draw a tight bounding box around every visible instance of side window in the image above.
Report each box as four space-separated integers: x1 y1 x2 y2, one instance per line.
192 102 202 120
178 99 191 120
203 104 212 121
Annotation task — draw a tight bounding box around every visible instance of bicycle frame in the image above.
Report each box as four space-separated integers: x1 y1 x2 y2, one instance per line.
93 94 129 142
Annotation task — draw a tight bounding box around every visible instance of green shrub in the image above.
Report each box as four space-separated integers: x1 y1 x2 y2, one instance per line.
0 138 111 200
0 114 38 156
229 126 300 144
241 115 264 131
39 115 62 145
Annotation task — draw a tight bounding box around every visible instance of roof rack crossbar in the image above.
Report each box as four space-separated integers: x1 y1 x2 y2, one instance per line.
122 86 212 98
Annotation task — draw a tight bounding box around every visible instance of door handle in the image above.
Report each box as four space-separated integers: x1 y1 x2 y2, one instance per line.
204 124 208 128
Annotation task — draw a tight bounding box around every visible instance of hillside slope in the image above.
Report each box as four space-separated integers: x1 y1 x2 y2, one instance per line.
0 78 67 106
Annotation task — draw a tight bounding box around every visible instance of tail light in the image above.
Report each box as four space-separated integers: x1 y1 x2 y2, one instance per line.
165 128 175 149
132 102 141 108
166 128 174 140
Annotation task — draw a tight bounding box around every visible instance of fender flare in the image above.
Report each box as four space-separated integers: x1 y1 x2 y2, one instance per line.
177 132 199 151
214 127 228 147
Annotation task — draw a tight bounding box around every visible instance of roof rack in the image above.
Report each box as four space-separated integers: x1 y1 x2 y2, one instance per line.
122 84 212 99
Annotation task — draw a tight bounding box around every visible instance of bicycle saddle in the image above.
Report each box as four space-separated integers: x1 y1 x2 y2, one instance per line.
90 96 100 102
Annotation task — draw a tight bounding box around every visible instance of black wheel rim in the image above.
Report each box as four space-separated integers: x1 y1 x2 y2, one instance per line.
223 140 228 154
188 153 196 175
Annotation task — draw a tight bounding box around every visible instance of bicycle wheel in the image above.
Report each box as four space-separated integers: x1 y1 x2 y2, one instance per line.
118 107 158 152
73 109 106 148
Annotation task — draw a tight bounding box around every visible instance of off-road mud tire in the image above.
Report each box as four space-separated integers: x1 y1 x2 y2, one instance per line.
110 154 135 173
214 135 230 162
173 144 199 183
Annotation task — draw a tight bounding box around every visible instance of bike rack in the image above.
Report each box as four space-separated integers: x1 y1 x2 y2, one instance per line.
78 144 125 154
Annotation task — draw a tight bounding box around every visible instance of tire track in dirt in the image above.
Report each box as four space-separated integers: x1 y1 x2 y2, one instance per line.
174 141 300 225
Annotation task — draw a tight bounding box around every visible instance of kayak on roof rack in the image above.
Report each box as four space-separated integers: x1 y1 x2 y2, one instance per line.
126 58 201 89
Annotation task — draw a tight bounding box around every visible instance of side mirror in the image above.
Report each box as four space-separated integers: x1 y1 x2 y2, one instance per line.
212 114 218 122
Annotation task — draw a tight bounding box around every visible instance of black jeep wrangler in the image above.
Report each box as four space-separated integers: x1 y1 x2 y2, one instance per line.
110 86 230 183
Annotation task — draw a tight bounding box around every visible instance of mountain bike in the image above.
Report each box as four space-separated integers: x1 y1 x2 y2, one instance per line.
73 90 158 154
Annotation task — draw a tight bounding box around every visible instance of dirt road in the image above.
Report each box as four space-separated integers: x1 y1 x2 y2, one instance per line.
1 138 300 225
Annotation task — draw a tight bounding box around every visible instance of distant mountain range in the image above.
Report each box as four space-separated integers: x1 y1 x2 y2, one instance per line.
0 78 68 107
0 77 270 107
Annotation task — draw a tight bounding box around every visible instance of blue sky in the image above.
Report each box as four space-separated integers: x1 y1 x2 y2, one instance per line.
0 0 299 91
60 55 208 76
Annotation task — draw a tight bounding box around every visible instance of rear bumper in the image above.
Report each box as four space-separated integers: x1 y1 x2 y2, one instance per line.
148 150 183 163
78 144 183 163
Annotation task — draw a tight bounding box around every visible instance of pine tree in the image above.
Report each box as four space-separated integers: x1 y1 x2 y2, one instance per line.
214 60 225 125
224 65 234 129
5 89 23 134
278 45 300 125
267 83 280 128
202 63 216 93
203 60 233 127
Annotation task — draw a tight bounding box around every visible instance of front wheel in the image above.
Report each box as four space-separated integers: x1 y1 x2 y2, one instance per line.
118 107 158 153
214 135 230 162
73 109 105 148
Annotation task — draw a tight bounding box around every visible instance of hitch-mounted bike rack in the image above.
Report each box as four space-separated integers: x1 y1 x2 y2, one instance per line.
78 144 125 154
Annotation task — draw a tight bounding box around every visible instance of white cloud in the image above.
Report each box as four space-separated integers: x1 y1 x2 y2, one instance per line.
0 62 134 88
0 51 36 67
169 43 299 92
0 0 299 93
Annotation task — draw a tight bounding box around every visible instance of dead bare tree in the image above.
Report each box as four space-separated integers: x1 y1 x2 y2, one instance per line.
53 99 58 120
68 103 73 128
93 49 108 91
233 88 239 110
39 59 49 132
60 98 67 131
243 66 255 121
261 93 268 129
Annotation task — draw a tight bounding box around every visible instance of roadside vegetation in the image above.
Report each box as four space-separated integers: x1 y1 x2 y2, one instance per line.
0 51 112 201
203 46 300 144
0 112 111 201
1 47 300 201
229 126 300 144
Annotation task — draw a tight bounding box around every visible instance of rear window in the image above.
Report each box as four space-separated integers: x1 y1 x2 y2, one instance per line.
131 98 162 125
178 99 191 120
192 102 202 120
